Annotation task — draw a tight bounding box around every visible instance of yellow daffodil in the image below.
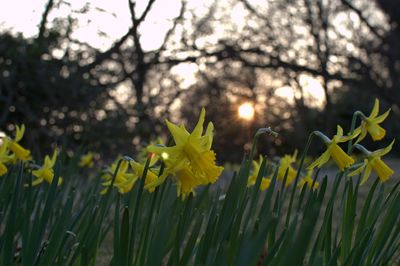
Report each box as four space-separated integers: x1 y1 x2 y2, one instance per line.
146 108 224 192
260 178 271 190
0 140 15 176
79 152 94 168
247 155 264 186
0 164 6 176
277 150 298 186
308 126 358 171
8 124 31 161
101 160 135 194
349 140 395 184
101 159 158 194
354 98 390 143
130 160 158 192
32 150 62 186
247 155 271 191
298 170 319 190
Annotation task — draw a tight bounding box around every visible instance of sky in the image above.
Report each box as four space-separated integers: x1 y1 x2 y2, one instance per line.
0 0 212 51
0 0 326 108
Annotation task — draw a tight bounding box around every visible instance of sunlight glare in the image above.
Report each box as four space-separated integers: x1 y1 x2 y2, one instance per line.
238 103 255 121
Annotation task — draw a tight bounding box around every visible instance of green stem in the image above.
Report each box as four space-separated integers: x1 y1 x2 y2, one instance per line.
284 132 316 228
249 127 278 161
347 111 363 154
127 156 151 266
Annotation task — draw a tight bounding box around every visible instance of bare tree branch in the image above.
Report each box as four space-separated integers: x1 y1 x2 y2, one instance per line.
78 0 156 74
37 0 54 43
154 0 186 59
341 0 385 40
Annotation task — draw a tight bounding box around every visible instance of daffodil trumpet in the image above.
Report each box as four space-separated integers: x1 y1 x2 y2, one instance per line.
349 140 395 184
308 126 358 171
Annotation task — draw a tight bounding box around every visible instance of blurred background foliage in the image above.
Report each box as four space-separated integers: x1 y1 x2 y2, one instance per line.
0 0 399 162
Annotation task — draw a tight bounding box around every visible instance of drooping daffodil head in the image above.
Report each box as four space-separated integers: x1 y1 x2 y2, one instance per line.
354 98 390 143
8 124 31 161
308 126 357 171
349 140 395 184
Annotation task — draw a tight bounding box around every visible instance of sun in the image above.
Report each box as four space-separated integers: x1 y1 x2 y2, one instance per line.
238 102 255 121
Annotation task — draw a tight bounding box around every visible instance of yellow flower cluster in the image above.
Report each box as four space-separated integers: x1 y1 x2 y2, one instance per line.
2 99 395 196
99 108 224 198
247 98 394 191
247 155 271 190
0 125 30 176
0 124 61 185
247 151 320 191
100 158 158 194
307 98 394 184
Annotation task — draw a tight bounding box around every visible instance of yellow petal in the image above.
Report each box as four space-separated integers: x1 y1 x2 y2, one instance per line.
354 125 367 144
0 162 8 176
292 149 298 161
336 125 344 137
203 122 214 149
144 171 159 193
119 161 129 173
32 178 44 186
15 124 26 142
372 139 395 157
175 166 199 197
166 120 189 146
144 172 168 191
179 123 190 134
260 178 271 190
116 178 137 194
348 160 367 177
298 176 319 190
50 150 58 165
372 108 390 123
192 107 206 138
9 142 31 161
307 148 331 170
248 159 261 186
43 155 53 168
285 167 297 186
369 99 380 118
360 165 372 185
100 187 108 195
337 126 360 143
